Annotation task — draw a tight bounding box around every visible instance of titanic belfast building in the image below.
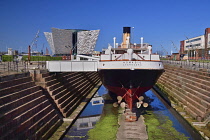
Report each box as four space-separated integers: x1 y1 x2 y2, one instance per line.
44 28 100 56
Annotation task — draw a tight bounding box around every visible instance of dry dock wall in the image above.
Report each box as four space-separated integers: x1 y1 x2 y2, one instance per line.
0 72 62 140
156 64 210 122
35 71 101 118
0 70 101 140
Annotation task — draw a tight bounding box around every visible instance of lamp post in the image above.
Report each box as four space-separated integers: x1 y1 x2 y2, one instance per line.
194 49 196 60
131 27 134 46
185 36 191 61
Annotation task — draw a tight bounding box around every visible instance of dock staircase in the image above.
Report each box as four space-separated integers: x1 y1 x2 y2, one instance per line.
157 65 210 122
38 72 101 118
0 72 62 139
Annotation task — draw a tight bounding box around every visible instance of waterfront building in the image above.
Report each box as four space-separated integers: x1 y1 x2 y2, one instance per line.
44 28 100 56
180 28 210 59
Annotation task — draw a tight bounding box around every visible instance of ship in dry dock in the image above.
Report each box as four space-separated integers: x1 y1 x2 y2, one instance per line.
98 27 164 111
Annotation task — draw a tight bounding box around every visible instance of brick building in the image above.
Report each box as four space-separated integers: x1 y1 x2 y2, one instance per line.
180 28 210 59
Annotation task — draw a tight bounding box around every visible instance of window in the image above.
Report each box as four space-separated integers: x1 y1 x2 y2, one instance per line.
186 38 201 43
186 43 201 48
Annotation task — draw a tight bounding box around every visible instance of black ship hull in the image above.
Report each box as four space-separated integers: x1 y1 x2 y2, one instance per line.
98 69 164 109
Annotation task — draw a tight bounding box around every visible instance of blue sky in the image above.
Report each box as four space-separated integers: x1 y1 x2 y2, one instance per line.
0 0 209 55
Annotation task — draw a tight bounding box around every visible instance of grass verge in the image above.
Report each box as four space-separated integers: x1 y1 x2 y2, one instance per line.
144 111 189 140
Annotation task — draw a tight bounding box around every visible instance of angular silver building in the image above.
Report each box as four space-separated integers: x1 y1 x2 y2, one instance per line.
77 30 100 54
44 28 100 56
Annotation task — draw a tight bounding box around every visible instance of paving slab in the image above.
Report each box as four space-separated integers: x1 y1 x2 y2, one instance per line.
117 113 148 140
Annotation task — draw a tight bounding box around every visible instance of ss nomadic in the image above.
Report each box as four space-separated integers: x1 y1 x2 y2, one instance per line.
98 27 164 111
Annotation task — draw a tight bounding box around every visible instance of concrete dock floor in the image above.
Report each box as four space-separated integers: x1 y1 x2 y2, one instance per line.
117 112 148 140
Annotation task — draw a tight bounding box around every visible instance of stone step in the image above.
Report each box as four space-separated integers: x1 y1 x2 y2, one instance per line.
0 95 46 125
164 67 210 85
56 72 75 79
63 73 82 82
41 119 63 140
50 84 66 96
63 74 87 88
0 102 52 137
16 105 55 135
27 113 61 140
0 86 40 106
161 68 210 96
0 100 50 133
46 79 57 87
165 66 210 82
162 68 210 96
184 83 210 103
161 75 208 112
57 91 75 108
63 79 96 117
59 81 89 111
47 81 63 91
0 72 30 83
158 73 208 120
63 79 99 117
0 76 32 89
42 75 54 82
2 109 58 140
40 72 50 78
53 88 69 101
62 86 92 115
0 81 36 97
0 90 43 115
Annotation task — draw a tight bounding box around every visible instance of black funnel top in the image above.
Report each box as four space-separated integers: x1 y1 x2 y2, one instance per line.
123 27 131 33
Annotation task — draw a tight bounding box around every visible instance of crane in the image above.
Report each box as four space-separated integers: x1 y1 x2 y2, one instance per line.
171 41 179 53
160 44 168 55
30 30 40 53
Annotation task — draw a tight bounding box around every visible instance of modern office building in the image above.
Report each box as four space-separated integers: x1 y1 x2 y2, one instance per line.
180 28 210 59
44 28 100 56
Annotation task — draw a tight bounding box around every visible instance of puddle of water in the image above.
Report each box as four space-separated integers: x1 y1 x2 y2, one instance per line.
63 86 107 140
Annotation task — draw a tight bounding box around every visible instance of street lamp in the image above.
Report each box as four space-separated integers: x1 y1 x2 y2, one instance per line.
131 27 134 45
185 36 191 61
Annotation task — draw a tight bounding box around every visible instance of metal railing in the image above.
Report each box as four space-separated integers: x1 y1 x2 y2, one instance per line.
0 61 46 75
162 60 210 72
